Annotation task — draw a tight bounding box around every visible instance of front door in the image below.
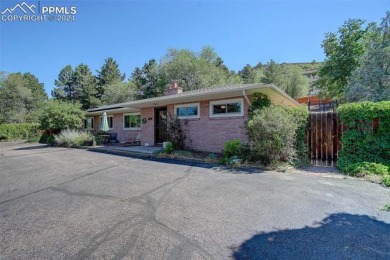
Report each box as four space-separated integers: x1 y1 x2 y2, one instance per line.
155 107 167 144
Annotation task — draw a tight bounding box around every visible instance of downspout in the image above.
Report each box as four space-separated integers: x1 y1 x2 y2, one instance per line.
243 90 251 106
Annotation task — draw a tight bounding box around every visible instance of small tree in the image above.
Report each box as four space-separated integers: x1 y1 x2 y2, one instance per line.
166 114 187 150
246 106 299 167
39 100 85 131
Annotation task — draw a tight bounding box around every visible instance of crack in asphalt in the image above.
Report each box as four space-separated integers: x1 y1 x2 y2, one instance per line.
0 148 72 159
66 164 212 260
0 164 121 205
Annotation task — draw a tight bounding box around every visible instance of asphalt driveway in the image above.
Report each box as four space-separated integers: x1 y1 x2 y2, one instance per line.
1 142 390 259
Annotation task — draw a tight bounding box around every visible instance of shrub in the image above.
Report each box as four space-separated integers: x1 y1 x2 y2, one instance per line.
343 162 389 177
248 93 271 119
54 129 94 147
39 100 85 131
223 139 243 158
38 132 56 145
164 141 174 154
205 153 218 162
166 114 187 150
288 106 309 166
172 150 193 158
337 101 390 173
384 175 390 187
0 123 40 141
94 135 104 146
246 106 299 167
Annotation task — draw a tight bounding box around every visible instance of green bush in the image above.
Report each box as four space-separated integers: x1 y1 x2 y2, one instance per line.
164 141 174 154
205 153 218 162
288 106 309 166
223 139 244 158
94 135 104 146
0 123 40 141
343 162 389 177
246 106 300 167
248 93 271 119
172 150 192 158
337 101 390 173
384 175 390 187
39 100 85 131
38 132 55 145
54 129 94 147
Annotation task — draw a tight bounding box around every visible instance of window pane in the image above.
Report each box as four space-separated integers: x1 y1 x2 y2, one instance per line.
129 115 141 128
213 105 226 114
227 103 241 113
108 117 113 128
86 118 93 129
177 108 187 117
177 106 198 117
124 115 130 128
187 106 198 116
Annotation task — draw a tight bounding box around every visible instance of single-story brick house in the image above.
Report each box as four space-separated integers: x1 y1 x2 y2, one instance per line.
85 83 299 153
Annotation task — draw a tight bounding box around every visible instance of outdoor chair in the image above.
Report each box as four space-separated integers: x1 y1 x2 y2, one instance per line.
124 132 141 146
107 132 117 144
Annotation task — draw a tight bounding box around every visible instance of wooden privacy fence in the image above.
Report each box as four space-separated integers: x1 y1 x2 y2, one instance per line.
306 112 342 166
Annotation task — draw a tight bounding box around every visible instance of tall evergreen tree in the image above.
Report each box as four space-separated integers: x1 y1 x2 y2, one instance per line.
132 59 166 99
53 65 75 101
73 64 100 110
96 57 125 97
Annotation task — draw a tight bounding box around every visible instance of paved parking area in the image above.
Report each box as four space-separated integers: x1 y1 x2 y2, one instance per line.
1 142 390 259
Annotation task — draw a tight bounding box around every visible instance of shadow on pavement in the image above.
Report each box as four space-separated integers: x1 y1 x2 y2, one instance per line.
14 144 49 150
232 213 390 259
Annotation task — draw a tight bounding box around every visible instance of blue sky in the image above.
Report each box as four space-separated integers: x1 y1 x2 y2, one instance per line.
0 0 388 96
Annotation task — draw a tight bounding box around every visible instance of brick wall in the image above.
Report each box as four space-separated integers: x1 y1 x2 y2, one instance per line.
89 95 250 152
167 96 249 153
91 114 139 143
140 107 155 146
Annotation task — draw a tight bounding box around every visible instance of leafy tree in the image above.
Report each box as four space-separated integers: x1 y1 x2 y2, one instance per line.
131 59 166 99
102 81 137 104
282 65 309 98
159 47 229 91
22 72 47 108
0 72 46 123
238 64 257 84
259 61 308 98
39 100 85 130
262 60 283 84
53 65 75 101
345 12 390 102
96 57 125 97
73 64 100 110
317 19 366 99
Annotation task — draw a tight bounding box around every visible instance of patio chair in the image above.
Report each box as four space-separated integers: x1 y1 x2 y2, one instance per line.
107 132 117 144
124 132 141 146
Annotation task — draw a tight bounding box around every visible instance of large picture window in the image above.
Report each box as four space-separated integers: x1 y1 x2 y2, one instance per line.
123 113 141 130
100 115 113 130
209 98 244 118
174 103 200 119
83 117 94 130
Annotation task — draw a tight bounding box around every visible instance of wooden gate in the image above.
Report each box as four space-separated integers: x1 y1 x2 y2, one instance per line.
307 112 342 166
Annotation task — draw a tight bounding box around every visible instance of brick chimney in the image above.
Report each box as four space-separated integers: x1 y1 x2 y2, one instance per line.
164 81 183 96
